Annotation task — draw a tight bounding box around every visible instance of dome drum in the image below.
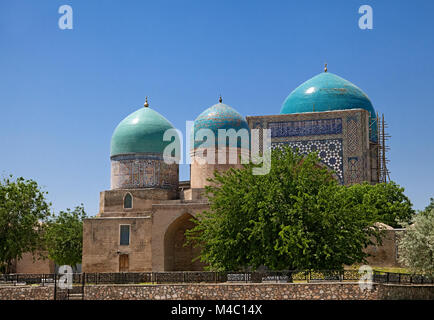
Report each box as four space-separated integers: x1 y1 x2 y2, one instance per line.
110 102 180 191
111 153 179 190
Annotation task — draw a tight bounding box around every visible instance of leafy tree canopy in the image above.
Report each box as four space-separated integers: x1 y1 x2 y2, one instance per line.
0 176 51 273
186 147 414 271
398 205 434 276
343 181 414 228
44 205 87 267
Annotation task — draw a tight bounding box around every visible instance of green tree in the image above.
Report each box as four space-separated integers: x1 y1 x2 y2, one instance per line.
0 176 51 273
44 205 87 267
343 182 414 228
186 147 385 271
398 206 434 277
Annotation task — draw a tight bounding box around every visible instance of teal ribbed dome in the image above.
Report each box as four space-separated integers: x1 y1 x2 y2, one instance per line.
193 101 250 149
280 72 377 141
111 106 177 157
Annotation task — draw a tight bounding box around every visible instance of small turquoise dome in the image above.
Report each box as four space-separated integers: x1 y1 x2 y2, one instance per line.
193 101 250 149
111 105 177 157
280 72 377 141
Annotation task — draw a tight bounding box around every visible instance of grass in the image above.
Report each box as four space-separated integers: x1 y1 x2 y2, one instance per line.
346 265 410 274
371 267 410 274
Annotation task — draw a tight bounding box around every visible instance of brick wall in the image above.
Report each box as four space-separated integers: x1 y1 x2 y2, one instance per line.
82 217 153 272
365 229 404 268
14 252 55 274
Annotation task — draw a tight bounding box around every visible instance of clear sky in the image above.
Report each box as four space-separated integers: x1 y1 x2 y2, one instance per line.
1 0 433 216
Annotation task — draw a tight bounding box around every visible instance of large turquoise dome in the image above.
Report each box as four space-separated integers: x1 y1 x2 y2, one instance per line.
280 72 377 141
111 105 177 157
193 100 250 149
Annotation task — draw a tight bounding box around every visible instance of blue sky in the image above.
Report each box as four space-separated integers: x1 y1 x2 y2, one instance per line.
0 0 433 215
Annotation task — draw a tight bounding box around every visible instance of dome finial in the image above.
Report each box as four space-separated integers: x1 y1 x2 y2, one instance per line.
219 95 222 103
324 63 328 73
144 96 149 108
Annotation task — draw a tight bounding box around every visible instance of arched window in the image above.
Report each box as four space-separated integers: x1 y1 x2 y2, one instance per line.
124 193 133 209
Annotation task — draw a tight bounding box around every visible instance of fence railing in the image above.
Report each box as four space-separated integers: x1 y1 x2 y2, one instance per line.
1 270 433 287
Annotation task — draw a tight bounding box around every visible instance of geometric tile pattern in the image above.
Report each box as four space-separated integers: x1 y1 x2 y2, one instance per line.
268 118 342 138
347 156 361 184
346 116 360 154
345 115 363 184
272 138 344 183
111 157 178 189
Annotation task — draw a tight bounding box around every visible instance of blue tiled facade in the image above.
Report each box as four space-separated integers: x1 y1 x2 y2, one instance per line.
268 118 342 138
247 108 374 185
272 139 344 183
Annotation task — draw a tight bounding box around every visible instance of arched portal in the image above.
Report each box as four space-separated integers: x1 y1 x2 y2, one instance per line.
164 213 205 271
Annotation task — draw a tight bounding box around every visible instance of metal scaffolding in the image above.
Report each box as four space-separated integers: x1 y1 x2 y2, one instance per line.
375 113 391 183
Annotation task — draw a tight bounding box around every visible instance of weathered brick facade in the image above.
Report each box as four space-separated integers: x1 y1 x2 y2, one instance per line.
13 252 55 274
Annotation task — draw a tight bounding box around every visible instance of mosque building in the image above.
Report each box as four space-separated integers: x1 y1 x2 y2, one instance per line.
81 67 399 272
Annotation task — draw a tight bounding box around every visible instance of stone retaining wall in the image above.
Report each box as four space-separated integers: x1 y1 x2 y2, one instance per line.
379 284 434 300
85 283 378 300
0 285 52 300
1 283 433 300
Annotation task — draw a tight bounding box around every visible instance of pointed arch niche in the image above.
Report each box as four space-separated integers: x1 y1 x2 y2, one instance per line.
163 213 205 271
123 193 133 209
